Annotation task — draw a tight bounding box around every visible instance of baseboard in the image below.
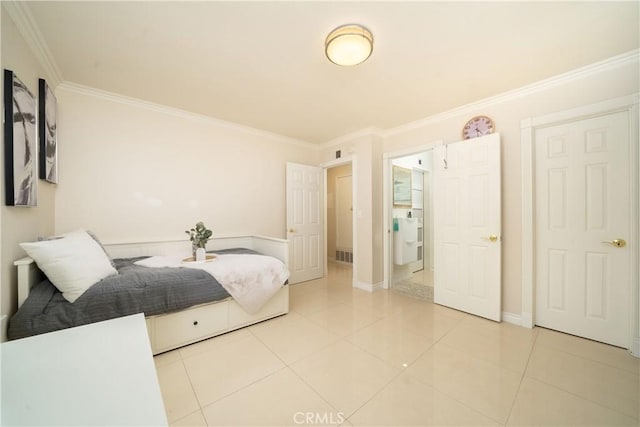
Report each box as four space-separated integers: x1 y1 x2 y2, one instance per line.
520 312 534 329
631 336 640 358
354 281 385 292
502 311 522 326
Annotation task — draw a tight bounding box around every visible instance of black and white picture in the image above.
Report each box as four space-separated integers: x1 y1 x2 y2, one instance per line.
4 69 37 207
39 78 58 183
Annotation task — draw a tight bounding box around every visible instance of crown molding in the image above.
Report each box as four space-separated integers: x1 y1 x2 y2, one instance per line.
380 49 639 139
3 1 63 88
320 127 384 149
57 82 316 148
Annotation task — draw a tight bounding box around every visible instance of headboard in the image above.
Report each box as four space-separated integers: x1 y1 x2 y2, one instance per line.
14 235 289 309
14 257 44 308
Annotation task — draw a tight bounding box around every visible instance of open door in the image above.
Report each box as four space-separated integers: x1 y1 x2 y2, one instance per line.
433 133 501 321
286 162 324 284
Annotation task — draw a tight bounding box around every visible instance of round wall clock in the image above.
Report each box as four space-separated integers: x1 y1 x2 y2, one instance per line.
462 115 495 139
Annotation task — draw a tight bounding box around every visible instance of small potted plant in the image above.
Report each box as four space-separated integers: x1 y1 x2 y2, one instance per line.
185 221 213 261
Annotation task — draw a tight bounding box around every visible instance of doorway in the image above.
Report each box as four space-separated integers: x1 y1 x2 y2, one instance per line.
325 159 356 286
384 135 503 322
327 164 353 265
386 150 434 300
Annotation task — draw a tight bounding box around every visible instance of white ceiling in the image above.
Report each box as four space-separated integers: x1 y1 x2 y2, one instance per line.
22 1 640 144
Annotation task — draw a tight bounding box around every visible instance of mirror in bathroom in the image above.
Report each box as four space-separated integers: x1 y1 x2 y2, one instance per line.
393 165 412 206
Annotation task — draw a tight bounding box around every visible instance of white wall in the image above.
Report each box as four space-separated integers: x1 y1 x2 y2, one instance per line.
54 85 317 245
321 53 639 315
1 7 57 338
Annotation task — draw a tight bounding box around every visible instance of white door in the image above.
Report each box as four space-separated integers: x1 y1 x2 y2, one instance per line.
535 111 630 347
433 133 502 321
286 162 324 284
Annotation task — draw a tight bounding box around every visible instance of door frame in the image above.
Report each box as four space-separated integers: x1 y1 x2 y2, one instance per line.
383 142 442 290
521 94 640 356
322 156 357 286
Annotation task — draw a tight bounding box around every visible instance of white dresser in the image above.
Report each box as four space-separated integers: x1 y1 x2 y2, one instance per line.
1 314 167 426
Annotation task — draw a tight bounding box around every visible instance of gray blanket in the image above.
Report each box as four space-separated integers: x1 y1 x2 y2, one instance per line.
7 248 262 340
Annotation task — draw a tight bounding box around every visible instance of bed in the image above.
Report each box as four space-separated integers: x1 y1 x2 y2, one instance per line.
11 234 289 354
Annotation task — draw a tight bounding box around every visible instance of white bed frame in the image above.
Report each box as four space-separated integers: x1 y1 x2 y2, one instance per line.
14 235 289 354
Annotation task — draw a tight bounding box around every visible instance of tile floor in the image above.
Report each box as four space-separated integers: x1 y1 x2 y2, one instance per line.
392 269 434 301
155 263 639 426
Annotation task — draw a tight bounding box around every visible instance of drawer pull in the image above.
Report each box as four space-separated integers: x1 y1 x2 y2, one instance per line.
193 321 198 326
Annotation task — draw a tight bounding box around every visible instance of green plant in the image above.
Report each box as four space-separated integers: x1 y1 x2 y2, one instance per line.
185 221 213 249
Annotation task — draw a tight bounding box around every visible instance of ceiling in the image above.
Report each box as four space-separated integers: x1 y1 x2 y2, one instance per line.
21 1 640 144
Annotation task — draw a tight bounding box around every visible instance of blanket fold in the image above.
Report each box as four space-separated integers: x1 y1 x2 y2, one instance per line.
135 254 289 314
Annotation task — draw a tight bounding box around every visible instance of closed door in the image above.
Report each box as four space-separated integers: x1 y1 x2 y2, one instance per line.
433 133 502 321
535 111 630 347
286 162 324 284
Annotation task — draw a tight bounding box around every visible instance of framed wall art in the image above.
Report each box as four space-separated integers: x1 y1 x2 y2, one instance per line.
4 69 37 206
393 165 412 207
39 78 58 183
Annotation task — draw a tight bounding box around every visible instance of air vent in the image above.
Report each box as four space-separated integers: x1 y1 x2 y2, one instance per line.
335 250 353 264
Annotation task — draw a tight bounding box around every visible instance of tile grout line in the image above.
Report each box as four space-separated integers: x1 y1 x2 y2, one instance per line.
342 362 407 425
287 285 423 423
169 408 204 426
399 360 508 426
509 331 640 424
341 302 487 425
535 327 640 376
286 363 347 422
521 373 640 422
401 335 524 426
247 324 349 422
503 326 540 426
199 365 290 413
159 357 203 425
527 376 639 422
178 332 286 419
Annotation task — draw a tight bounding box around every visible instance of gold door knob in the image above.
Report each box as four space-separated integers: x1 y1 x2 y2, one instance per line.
288 228 295 233
482 234 499 242
601 239 626 248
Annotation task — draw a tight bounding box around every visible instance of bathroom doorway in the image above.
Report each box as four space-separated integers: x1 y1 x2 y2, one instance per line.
386 150 434 300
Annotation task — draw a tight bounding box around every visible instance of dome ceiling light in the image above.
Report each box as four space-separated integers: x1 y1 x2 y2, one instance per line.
325 24 373 66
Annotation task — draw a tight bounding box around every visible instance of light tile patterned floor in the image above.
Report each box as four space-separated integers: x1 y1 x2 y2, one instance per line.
155 263 640 426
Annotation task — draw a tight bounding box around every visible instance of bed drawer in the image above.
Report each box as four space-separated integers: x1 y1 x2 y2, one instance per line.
154 302 228 351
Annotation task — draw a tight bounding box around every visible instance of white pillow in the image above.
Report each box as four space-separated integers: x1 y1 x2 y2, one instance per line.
20 229 118 303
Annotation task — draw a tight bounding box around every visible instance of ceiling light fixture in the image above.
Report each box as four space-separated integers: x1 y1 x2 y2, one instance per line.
325 24 373 66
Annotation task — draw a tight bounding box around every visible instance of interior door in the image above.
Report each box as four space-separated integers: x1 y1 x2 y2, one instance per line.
433 133 502 321
535 111 630 347
286 162 324 284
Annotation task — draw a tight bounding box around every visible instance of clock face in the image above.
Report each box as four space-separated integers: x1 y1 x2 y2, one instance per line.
462 116 495 139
